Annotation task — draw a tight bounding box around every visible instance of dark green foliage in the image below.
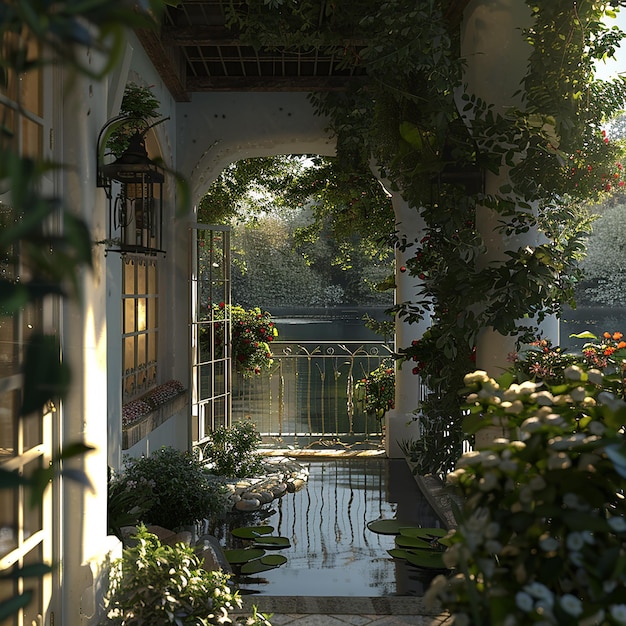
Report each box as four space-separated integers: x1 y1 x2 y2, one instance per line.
0 0 166 79
355 359 396 420
201 155 395 308
214 305 278 377
0 1 160 617
105 83 162 158
200 421 264 478
115 447 228 530
399 410 471 480
225 526 290 579
102 525 273 626
367 522 449 570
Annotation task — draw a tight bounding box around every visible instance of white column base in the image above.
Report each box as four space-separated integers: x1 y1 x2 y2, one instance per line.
384 410 422 458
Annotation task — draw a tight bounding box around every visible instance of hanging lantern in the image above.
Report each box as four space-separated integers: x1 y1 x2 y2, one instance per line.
98 129 165 255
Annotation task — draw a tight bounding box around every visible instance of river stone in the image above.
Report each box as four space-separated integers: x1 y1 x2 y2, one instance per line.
257 491 275 504
196 536 233 574
235 497 261 511
271 482 287 497
161 530 192 546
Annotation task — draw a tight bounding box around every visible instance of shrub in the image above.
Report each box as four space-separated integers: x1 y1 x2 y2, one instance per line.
203 303 278 377
199 421 264 479
107 467 155 541
111 447 229 531
399 412 469 480
102 525 272 625
427 364 626 625
355 358 395 420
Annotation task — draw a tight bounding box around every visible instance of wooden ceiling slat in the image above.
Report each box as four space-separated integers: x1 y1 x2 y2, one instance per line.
136 0 472 101
186 75 365 92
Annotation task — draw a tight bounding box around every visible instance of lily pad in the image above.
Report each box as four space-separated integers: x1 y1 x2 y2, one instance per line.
231 525 274 539
404 549 446 570
240 554 288 574
366 519 413 535
252 536 291 549
399 527 448 539
395 535 432 549
388 548 446 570
223 548 265 564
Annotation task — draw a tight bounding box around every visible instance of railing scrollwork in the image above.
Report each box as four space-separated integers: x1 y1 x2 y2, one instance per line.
232 340 393 447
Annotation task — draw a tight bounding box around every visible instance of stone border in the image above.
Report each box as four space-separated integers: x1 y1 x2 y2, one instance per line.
220 456 309 512
407 462 461 531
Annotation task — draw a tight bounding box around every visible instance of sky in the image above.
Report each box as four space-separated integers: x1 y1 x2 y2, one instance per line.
595 9 626 81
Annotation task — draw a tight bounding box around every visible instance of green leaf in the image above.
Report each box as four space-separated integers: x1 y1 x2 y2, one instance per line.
399 527 448 539
399 121 423 149
366 519 408 535
231 525 274 539
223 548 265 564
0 467 28 489
569 331 598 340
395 535 432 549
259 554 287 566
0 592 33 621
0 563 52 580
240 554 287 574
388 548 447 570
252 536 291 549
20 334 71 416
404 549 446 570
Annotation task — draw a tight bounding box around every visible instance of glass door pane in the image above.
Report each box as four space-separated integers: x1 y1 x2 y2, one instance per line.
190 225 231 442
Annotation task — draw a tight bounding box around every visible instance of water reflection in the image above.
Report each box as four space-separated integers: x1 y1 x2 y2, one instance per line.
233 458 444 597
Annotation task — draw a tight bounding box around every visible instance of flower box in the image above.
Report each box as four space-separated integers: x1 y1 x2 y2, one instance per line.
122 380 187 449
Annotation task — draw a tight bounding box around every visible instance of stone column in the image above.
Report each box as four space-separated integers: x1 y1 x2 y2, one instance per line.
385 195 430 457
462 1 560 447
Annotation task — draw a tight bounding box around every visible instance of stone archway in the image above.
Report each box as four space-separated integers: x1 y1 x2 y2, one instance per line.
176 93 335 202
175 92 424 455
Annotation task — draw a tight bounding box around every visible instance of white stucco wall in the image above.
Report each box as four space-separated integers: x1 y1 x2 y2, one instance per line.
176 92 335 202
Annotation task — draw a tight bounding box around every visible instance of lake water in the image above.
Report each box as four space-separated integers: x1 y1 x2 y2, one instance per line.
225 458 445 597
561 305 626 351
269 306 391 343
232 308 392 444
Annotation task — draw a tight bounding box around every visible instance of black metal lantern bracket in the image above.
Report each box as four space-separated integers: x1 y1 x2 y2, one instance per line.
97 115 169 256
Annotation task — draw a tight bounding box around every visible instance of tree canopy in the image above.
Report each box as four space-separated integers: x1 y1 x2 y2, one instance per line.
198 154 396 309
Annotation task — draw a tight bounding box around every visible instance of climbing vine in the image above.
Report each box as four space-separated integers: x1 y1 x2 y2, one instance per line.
226 0 626 455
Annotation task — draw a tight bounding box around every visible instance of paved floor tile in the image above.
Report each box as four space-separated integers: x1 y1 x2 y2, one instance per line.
249 614 452 626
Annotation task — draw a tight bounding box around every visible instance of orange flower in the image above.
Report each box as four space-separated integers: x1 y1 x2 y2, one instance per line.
618 341 626 349
604 332 612 339
604 346 616 356
613 332 624 341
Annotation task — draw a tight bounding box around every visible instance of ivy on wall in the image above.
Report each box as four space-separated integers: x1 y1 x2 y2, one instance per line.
226 0 626 452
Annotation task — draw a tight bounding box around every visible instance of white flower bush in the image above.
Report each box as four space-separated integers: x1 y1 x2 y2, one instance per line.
428 363 626 625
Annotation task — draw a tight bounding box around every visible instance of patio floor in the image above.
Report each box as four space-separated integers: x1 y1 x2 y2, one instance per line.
238 595 452 625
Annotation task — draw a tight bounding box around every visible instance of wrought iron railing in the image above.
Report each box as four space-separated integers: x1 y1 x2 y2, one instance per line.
231 340 394 447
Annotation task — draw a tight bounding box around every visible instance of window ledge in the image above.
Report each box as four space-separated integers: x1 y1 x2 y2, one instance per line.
122 390 188 450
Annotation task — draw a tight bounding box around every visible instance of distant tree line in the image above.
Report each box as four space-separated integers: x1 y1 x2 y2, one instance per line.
199 155 395 309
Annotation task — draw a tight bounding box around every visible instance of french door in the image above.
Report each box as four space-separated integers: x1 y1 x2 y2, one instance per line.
190 225 232 443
